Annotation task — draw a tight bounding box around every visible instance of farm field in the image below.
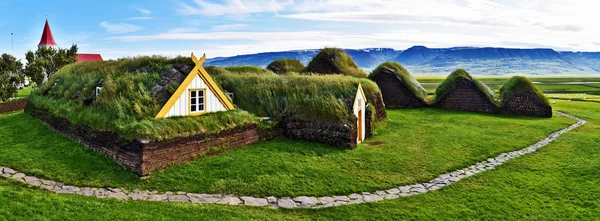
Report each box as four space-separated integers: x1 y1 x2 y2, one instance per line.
0 99 598 220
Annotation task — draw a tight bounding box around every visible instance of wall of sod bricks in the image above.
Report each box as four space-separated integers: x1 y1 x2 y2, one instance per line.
0 100 27 114
284 117 358 149
25 103 260 176
503 92 553 118
371 72 428 109
436 79 498 113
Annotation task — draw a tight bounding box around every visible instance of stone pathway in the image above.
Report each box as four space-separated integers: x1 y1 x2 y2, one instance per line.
0 112 586 209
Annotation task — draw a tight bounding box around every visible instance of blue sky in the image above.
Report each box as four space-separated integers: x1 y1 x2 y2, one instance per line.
1 0 599 61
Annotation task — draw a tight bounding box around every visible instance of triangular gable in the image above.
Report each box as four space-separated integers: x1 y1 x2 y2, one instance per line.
155 53 234 119
354 83 367 109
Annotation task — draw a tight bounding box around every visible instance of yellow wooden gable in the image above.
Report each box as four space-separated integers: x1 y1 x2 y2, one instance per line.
155 53 235 119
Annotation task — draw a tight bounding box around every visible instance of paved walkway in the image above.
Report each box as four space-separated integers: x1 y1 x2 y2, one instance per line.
0 112 586 209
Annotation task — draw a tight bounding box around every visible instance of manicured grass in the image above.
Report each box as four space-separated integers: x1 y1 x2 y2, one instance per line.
17 87 33 98
0 100 598 220
0 108 573 197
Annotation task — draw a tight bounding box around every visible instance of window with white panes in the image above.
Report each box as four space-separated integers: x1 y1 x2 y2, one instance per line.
189 89 205 113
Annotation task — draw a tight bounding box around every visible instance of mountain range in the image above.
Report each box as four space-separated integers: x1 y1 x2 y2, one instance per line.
205 46 600 76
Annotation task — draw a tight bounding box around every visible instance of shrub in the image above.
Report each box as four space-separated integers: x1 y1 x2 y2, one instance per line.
434 69 495 104
369 62 427 99
302 48 367 78
499 76 550 106
267 59 305 74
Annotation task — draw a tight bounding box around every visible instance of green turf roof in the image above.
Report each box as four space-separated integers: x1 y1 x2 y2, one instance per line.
434 69 496 104
499 76 550 106
28 56 256 141
369 62 427 99
214 74 380 123
302 48 367 78
267 59 305 74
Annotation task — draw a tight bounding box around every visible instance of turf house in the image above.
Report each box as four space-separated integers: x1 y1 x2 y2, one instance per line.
213 73 384 148
26 53 260 176
266 59 304 75
302 48 368 78
434 69 499 113
369 62 428 108
499 76 552 118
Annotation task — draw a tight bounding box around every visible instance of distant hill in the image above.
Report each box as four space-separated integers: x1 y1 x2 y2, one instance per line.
205 46 600 76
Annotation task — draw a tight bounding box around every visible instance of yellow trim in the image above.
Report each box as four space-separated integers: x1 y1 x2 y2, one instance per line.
155 52 235 119
188 88 207 116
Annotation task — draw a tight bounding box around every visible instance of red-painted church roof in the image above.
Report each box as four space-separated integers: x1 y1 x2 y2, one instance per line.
39 19 57 47
77 54 103 62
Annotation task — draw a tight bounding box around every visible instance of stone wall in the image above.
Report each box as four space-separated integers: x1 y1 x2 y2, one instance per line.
372 72 427 109
284 117 357 149
437 79 498 113
25 103 259 176
371 91 388 121
0 100 27 113
502 92 552 118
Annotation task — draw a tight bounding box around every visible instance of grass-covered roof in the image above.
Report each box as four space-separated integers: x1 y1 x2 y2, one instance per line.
28 56 255 141
267 59 305 75
205 65 276 77
499 76 550 105
434 69 496 104
302 48 367 78
213 74 380 124
369 62 427 99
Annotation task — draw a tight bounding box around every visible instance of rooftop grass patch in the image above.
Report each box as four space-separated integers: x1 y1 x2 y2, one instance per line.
434 69 496 104
27 56 256 141
302 48 367 78
213 74 380 124
205 65 276 77
267 59 305 74
500 76 550 105
370 62 427 100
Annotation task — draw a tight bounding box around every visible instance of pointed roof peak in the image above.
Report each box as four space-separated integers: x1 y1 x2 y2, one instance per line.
39 18 57 47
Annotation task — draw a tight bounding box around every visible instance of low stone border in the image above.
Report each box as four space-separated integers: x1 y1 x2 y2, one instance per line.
0 112 586 209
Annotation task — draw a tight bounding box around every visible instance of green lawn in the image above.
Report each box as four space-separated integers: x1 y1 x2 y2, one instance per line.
0 108 573 197
17 87 34 98
0 100 598 220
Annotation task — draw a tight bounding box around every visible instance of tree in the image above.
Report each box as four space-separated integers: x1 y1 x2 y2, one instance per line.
0 53 24 102
24 44 78 86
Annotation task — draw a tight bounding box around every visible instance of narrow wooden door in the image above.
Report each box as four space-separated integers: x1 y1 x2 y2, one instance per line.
358 109 362 142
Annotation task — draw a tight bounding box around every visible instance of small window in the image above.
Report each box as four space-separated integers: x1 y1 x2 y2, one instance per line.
96 87 102 96
190 89 205 113
225 91 234 100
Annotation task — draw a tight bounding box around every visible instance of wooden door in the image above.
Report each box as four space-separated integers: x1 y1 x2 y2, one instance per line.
358 109 362 142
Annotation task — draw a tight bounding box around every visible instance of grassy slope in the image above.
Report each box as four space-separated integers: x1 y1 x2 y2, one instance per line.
0 100 598 220
0 108 573 197
17 87 33 98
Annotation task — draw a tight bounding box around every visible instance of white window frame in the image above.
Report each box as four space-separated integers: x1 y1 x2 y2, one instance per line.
189 88 206 115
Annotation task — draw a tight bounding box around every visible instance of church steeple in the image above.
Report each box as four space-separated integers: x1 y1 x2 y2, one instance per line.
38 19 57 48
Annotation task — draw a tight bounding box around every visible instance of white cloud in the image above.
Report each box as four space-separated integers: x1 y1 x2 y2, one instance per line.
137 8 152 15
175 0 294 16
212 24 248 31
100 21 143 34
